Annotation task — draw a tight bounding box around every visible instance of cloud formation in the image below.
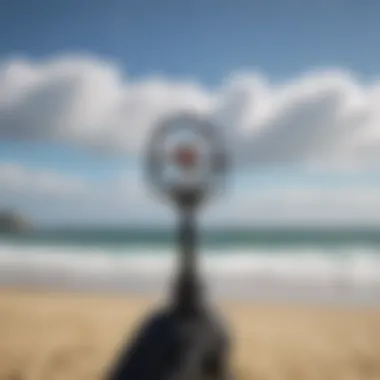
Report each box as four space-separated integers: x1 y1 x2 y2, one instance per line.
2 54 380 225
1 55 380 167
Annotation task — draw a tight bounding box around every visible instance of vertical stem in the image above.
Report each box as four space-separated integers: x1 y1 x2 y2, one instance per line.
174 206 201 313
178 208 197 277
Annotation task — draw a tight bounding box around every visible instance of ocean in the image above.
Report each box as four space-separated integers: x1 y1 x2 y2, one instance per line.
0 227 379 304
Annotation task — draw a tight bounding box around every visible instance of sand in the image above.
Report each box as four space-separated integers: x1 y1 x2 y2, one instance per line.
0 289 379 380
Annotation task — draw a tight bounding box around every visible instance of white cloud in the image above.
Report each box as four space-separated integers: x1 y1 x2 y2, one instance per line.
0 55 213 156
3 54 380 226
1 55 380 167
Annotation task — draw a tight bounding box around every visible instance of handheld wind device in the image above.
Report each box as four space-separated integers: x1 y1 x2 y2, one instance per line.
107 113 233 380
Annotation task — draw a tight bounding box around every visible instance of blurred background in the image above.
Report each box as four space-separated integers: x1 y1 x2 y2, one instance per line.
0 1 380 379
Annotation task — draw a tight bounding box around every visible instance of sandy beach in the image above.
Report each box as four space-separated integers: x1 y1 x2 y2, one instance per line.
0 289 379 380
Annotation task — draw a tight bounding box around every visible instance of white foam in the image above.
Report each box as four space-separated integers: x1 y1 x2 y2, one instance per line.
0 242 379 304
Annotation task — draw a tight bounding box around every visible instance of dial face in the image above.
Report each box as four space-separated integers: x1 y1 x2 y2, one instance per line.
146 113 228 203
172 143 199 170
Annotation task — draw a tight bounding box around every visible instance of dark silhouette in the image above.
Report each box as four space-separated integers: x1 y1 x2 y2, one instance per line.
106 210 232 379
106 114 232 380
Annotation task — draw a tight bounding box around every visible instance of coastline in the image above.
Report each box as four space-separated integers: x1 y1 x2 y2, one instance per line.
0 244 379 307
0 277 379 307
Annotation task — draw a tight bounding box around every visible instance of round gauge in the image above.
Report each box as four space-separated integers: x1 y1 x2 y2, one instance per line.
145 113 228 207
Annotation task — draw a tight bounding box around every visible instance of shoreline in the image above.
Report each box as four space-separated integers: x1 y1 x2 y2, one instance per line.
0 282 379 309
1 285 380 310
0 240 379 307
0 271 379 307
0 260 379 307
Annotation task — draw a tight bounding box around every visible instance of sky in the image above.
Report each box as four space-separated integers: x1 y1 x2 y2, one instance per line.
2 0 380 227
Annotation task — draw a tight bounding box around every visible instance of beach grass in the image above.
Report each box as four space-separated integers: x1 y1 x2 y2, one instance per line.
0 289 379 380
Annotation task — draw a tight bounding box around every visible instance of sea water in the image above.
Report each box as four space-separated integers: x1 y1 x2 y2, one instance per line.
0 227 379 304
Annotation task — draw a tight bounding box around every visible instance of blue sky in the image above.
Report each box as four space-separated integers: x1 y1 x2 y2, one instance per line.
1 0 379 84
1 0 380 226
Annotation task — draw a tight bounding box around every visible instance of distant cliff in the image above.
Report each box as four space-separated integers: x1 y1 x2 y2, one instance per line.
0 211 32 233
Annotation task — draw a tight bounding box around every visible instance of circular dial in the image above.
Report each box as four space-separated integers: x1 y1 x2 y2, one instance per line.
145 113 228 206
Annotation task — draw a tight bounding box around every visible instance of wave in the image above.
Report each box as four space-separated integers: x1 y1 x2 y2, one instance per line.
0 242 379 304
